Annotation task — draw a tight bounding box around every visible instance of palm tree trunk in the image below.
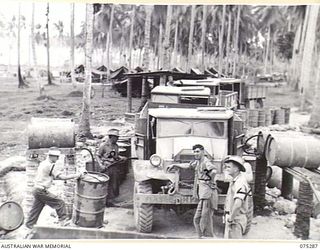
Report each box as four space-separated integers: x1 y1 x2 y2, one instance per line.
187 5 196 71
78 3 94 139
200 5 207 72
226 10 232 76
18 3 26 88
107 4 114 76
157 23 163 70
142 5 152 70
270 34 274 73
298 6 310 91
308 48 320 127
173 7 179 67
289 23 302 88
31 3 40 94
300 5 319 111
128 5 136 70
139 47 142 66
46 3 52 85
70 3 76 88
218 5 226 77
232 5 240 77
102 4 114 98
140 5 153 108
264 25 271 75
163 5 172 70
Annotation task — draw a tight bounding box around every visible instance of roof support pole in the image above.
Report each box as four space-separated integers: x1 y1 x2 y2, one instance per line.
127 77 132 113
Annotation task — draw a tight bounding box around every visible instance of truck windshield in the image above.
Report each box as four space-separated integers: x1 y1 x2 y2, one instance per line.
158 119 226 138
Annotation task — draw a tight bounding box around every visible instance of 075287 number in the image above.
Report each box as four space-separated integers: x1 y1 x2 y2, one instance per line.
300 244 318 248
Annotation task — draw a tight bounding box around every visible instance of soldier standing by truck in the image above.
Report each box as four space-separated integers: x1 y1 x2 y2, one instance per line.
96 128 125 202
223 155 251 239
167 144 218 238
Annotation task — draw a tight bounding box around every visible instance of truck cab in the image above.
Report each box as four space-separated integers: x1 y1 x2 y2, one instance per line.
132 107 245 233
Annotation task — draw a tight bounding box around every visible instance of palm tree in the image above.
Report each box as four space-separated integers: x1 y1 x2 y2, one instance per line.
157 21 163 69
46 3 53 85
200 5 207 72
308 49 320 128
300 5 319 111
70 3 76 88
53 20 64 45
225 7 232 75
163 5 172 70
106 4 115 80
232 5 241 77
151 5 167 70
128 5 136 70
292 6 308 90
218 5 226 77
78 3 94 139
256 6 285 75
172 6 180 67
140 5 153 108
17 3 27 88
187 5 196 71
31 3 40 94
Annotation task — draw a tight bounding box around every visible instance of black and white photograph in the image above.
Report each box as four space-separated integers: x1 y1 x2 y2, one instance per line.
0 0 319 245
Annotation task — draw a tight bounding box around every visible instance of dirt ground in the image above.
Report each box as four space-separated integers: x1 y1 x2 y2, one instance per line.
1 77 319 240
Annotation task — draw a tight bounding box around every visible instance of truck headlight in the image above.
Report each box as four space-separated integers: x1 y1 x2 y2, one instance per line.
150 154 162 167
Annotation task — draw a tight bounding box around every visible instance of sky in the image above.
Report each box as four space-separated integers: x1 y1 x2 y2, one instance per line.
0 1 86 67
0 1 86 36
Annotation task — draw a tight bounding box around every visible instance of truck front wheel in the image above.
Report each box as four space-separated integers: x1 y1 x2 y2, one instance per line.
134 181 154 233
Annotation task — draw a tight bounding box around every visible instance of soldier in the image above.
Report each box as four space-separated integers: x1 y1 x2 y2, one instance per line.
167 144 218 238
223 155 251 239
96 128 124 201
25 148 83 230
166 75 175 87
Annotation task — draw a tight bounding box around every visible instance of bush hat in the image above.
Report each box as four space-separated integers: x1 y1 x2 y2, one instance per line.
107 128 119 137
224 155 246 172
47 147 61 157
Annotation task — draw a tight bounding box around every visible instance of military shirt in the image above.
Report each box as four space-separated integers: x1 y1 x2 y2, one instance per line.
225 172 250 232
97 139 119 162
190 157 217 200
34 159 62 189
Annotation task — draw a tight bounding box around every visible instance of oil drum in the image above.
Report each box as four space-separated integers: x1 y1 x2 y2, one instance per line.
27 117 75 149
266 135 320 169
72 172 109 228
0 201 24 231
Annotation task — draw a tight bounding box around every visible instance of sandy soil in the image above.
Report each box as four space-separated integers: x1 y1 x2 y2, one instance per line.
1 77 319 240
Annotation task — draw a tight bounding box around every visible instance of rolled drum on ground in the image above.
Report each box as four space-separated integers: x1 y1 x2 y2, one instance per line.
265 135 320 169
27 117 75 149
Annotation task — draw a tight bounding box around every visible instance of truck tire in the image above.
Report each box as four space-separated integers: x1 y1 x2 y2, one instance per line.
134 181 153 233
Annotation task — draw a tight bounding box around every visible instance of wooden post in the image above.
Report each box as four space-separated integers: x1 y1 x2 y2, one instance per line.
281 170 293 200
127 77 132 113
140 76 148 109
294 181 313 239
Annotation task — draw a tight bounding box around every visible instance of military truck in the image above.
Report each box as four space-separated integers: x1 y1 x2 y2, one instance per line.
149 85 238 109
173 78 267 109
132 106 245 233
